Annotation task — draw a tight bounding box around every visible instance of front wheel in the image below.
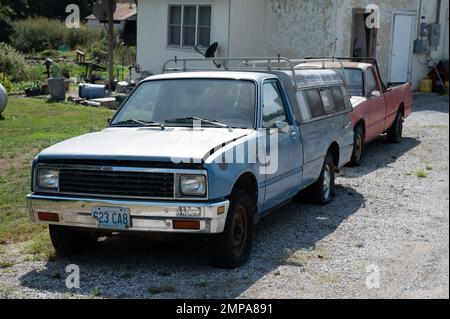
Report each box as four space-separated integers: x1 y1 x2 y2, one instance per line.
208 189 253 268
387 111 404 143
306 153 336 205
349 126 364 166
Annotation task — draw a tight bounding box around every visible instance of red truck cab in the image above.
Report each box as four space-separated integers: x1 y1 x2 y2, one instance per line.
342 61 412 165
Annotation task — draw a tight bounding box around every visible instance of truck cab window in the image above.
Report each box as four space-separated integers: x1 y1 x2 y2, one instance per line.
263 82 288 128
366 68 380 97
343 68 364 97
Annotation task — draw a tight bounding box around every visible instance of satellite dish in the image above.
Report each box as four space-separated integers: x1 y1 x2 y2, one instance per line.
195 42 219 58
195 42 221 68
93 0 117 21
204 42 219 58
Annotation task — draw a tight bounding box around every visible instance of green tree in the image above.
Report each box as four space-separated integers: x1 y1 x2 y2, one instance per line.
0 13 13 42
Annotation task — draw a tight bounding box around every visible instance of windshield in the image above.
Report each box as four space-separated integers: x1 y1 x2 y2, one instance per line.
111 79 256 129
343 68 364 97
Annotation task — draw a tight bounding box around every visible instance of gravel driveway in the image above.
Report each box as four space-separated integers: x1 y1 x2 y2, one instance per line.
0 93 448 299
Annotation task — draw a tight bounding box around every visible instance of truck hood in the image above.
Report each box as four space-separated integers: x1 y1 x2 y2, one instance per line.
38 127 253 162
350 96 367 108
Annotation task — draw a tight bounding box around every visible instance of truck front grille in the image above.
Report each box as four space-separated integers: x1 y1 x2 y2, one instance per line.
59 168 175 199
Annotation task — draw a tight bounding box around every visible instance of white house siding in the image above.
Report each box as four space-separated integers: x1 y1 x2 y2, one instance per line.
137 0 230 75
137 0 449 89
228 0 268 57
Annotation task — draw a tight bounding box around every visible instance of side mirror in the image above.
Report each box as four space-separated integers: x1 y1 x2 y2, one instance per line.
107 118 111 125
274 121 290 134
370 90 381 98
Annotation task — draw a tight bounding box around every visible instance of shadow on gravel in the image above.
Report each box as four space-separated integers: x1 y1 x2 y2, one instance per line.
19 186 365 299
412 94 449 114
341 136 421 178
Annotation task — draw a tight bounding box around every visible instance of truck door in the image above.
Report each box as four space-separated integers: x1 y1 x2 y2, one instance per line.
365 67 386 141
261 80 302 211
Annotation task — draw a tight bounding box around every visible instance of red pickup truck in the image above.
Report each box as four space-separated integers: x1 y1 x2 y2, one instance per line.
343 60 412 165
302 58 412 166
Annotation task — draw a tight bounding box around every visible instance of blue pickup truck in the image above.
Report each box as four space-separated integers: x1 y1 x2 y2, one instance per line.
27 58 354 268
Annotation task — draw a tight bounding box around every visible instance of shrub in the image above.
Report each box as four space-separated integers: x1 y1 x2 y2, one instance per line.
66 26 104 50
115 45 136 67
0 75 14 93
0 42 29 82
11 17 104 53
40 49 59 59
11 18 66 52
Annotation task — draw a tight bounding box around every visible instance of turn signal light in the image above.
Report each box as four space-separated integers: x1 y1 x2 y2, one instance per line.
173 220 200 230
38 212 60 222
217 206 225 215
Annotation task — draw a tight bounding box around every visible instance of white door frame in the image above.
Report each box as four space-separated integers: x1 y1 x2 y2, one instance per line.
388 10 416 83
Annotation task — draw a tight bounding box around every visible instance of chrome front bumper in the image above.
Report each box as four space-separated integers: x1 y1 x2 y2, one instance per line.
26 194 230 234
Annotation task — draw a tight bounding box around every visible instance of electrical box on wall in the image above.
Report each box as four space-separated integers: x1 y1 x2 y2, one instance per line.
428 23 441 48
420 23 429 37
414 39 429 54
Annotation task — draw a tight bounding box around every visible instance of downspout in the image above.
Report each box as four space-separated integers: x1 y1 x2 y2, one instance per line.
416 0 422 41
436 0 441 24
227 0 231 57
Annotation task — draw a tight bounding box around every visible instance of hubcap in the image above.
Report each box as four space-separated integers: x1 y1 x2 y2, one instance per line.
231 205 247 256
323 164 331 200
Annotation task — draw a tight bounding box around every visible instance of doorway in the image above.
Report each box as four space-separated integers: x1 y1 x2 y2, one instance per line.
350 9 378 58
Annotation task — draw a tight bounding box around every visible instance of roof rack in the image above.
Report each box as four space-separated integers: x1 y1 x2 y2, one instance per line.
161 57 346 89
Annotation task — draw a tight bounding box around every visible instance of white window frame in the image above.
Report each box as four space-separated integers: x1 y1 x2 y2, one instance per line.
167 4 212 48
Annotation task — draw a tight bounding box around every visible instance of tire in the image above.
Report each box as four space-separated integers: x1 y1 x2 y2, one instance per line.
349 125 364 167
387 111 404 143
306 153 336 205
49 225 98 256
209 189 254 268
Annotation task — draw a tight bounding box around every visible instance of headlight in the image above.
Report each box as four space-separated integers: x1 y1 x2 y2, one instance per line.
179 175 206 196
37 168 59 190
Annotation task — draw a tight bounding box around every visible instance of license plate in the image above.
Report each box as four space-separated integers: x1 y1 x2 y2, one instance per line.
91 207 131 229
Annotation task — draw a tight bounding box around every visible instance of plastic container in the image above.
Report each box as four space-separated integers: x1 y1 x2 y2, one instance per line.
47 77 66 101
420 78 432 93
79 83 107 99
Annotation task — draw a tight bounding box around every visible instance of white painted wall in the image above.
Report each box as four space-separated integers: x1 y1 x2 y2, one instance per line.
137 0 449 89
228 0 268 57
137 0 230 75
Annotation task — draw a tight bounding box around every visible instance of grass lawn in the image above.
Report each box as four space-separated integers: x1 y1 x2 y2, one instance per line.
0 97 114 257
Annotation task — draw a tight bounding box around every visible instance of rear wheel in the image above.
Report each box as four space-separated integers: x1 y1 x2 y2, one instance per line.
49 225 98 256
349 125 364 166
209 189 253 268
387 111 404 143
306 153 336 205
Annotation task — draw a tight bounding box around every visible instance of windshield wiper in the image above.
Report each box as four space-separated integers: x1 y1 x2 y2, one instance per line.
111 119 165 129
164 117 232 129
